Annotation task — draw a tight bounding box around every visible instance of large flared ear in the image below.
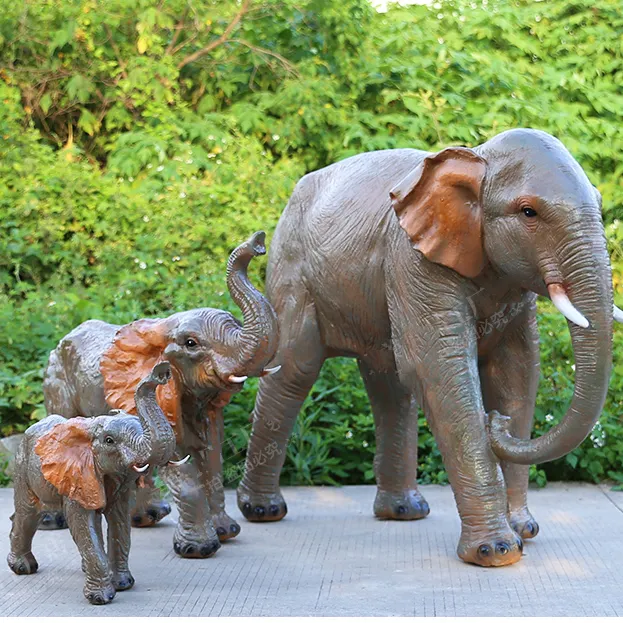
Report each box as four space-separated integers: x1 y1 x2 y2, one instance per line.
35 418 105 510
100 319 182 434
390 147 487 278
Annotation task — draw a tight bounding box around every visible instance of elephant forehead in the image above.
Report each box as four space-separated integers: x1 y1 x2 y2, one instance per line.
171 309 238 336
98 414 141 434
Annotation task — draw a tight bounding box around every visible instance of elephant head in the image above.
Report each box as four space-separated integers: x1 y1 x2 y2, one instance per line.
34 362 177 510
390 128 619 465
99 232 280 434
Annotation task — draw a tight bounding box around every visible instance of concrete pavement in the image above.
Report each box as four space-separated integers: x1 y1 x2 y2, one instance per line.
1 483 622 616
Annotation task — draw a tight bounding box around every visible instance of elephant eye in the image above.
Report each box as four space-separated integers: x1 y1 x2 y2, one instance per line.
185 338 198 348
104 436 115 445
522 207 537 218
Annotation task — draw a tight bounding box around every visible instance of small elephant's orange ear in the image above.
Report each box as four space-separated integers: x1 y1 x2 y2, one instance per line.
35 418 105 510
390 147 487 278
100 319 182 434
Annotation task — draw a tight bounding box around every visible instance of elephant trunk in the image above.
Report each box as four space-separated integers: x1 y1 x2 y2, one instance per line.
490 219 613 464
134 362 177 466
223 231 279 378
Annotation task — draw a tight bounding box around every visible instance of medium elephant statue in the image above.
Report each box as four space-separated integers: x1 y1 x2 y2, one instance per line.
42 232 280 558
237 129 621 567
8 362 177 604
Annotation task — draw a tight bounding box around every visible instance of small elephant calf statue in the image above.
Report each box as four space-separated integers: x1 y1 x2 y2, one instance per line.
7 362 180 605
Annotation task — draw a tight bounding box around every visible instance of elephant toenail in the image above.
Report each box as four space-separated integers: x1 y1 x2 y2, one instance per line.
216 527 226 536
200 541 220 557
254 506 265 517
269 504 280 516
242 502 252 513
147 510 158 521
132 515 142 524
41 513 52 525
181 544 196 555
526 522 536 536
173 542 181 554
161 502 171 514
478 544 491 557
396 505 407 515
56 515 67 528
516 537 524 552
230 523 240 534
495 542 510 555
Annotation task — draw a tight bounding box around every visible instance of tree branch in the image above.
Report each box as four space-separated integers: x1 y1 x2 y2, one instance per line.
177 0 251 70
229 38 298 75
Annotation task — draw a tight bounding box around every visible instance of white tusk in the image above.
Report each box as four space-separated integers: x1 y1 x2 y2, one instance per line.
548 284 589 329
614 304 623 324
132 464 150 473
168 455 190 466
260 365 281 377
228 375 248 383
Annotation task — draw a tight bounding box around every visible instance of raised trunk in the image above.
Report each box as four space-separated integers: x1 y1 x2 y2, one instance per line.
489 223 613 464
224 231 279 377
134 362 177 466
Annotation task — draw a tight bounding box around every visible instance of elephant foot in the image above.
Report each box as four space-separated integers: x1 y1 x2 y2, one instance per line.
172 523 221 559
7 552 38 575
373 488 430 520
131 500 171 528
112 570 135 591
38 511 67 530
509 508 540 540
458 521 523 567
237 485 287 522
213 511 241 542
84 583 116 605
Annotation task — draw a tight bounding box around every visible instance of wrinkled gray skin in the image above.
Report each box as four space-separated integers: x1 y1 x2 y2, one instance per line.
238 129 617 567
8 362 175 605
42 233 279 558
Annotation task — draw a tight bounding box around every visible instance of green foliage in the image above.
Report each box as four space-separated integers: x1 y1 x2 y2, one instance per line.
0 0 621 488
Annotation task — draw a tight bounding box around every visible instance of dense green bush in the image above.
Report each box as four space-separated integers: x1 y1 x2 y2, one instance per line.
0 0 621 487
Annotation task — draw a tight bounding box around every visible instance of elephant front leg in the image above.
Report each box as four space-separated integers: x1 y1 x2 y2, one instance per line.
396 309 522 567
159 461 221 559
481 301 540 541
64 500 115 605
198 410 240 542
105 489 135 592
130 480 171 528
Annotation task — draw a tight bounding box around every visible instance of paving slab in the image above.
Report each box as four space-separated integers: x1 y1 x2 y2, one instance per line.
1 483 622 616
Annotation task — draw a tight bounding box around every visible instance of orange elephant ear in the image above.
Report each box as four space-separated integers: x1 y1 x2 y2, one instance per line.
390 147 487 278
100 319 182 433
35 418 105 510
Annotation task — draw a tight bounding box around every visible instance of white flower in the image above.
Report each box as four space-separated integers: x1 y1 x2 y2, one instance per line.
272 134 280 141
172 256 181 262
47 301 56 307
186 159 193 164
545 413 554 422
345 430 353 439
156 165 164 172
139 261 147 270
128 177 134 182
143 215 149 222
125 289 131 295
179 192 187 198
362 441 369 448
134 258 139 264
156 259 163 264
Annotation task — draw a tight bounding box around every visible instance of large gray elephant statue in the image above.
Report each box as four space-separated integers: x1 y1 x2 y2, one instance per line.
42 232 280 558
8 362 177 604
237 129 621 567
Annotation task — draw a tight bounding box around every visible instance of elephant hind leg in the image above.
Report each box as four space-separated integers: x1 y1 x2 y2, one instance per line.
7 487 41 575
237 288 326 523
358 361 430 521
